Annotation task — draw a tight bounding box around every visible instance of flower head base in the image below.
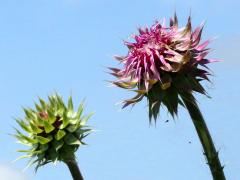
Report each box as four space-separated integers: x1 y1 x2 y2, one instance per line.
110 14 216 122
14 94 93 170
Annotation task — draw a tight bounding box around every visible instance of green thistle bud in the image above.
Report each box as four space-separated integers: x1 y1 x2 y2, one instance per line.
13 94 93 171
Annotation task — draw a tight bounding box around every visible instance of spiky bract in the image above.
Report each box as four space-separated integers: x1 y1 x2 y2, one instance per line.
14 94 93 170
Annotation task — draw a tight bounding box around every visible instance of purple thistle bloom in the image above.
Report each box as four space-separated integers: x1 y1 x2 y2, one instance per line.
110 13 216 121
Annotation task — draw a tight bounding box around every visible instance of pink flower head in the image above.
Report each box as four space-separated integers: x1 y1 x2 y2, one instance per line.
110 13 216 121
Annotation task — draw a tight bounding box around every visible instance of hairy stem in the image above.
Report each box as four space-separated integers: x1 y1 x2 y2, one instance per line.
64 158 84 180
181 92 226 180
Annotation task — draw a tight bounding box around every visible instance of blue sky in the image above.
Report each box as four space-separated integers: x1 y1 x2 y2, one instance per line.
0 0 239 180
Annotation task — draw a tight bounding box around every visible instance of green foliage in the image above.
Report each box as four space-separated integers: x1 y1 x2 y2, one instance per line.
145 72 208 123
13 94 93 171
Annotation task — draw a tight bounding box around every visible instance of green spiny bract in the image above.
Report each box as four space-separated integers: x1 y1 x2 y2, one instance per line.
14 94 93 171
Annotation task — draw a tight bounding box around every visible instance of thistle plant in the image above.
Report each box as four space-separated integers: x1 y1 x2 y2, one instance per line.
109 13 226 180
14 94 93 180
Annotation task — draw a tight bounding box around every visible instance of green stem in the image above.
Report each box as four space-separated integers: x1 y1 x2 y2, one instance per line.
181 92 226 180
64 158 84 180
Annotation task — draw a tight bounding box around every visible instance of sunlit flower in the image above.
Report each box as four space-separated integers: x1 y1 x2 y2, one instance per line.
110 13 216 121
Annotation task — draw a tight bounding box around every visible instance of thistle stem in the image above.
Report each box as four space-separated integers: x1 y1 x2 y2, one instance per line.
181 92 226 180
65 158 84 180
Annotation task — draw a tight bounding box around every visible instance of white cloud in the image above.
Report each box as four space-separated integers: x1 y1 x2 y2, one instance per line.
0 165 28 180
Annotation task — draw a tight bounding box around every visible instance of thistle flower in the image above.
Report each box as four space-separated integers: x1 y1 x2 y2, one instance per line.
110 13 215 121
109 14 226 180
14 94 93 179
